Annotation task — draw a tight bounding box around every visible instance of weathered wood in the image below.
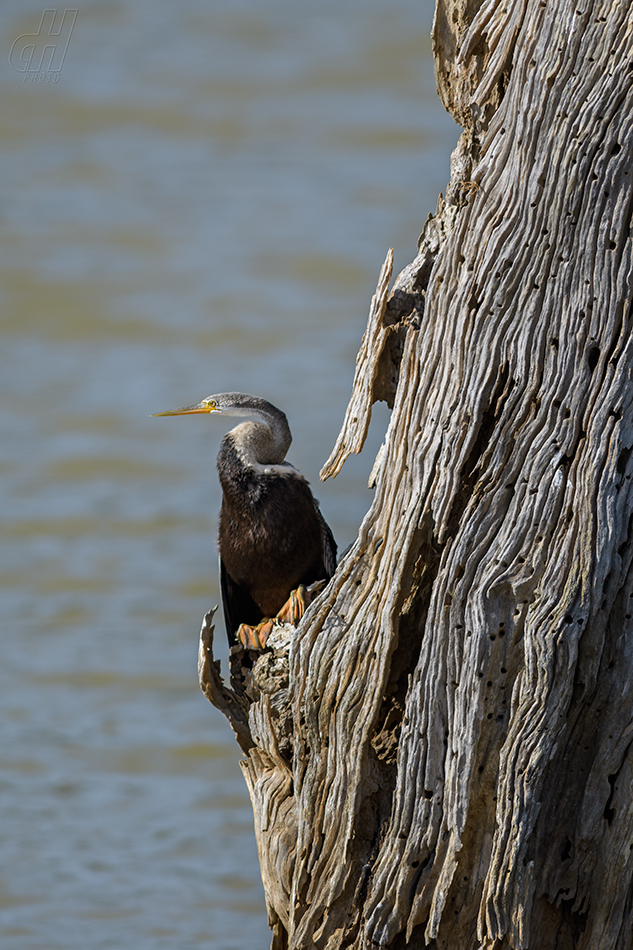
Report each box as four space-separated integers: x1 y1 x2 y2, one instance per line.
201 1 633 947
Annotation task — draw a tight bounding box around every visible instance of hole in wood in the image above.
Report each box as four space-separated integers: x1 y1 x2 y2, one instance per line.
560 837 572 861
587 346 600 372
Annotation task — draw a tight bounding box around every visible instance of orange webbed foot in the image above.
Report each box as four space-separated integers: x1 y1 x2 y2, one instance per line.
275 585 307 626
236 618 275 650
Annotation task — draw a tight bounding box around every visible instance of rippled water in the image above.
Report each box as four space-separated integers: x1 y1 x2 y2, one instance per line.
0 1 456 947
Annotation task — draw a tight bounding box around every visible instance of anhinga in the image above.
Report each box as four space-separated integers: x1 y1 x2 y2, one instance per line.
153 393 337 648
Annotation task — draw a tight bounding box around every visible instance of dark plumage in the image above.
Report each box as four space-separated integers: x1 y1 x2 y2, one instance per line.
153 392 336 645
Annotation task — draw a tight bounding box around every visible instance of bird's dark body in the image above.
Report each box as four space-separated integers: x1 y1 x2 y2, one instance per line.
217 431 336 644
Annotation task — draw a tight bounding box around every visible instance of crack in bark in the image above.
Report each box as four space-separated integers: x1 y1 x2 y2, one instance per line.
443 363 510 544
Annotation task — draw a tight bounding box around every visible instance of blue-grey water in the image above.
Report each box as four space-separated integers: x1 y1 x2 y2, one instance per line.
0 1 457 947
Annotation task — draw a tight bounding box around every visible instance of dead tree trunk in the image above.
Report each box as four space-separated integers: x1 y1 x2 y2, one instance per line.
200 1 633 947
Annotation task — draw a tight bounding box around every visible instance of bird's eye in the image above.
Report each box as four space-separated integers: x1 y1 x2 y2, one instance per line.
205 399 217 410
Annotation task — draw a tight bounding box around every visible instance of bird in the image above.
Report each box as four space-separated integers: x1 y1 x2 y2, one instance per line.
153 393 337 648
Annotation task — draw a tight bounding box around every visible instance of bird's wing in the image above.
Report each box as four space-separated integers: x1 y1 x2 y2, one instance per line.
220 557 264 647
219 557 238 646
316 506 337 579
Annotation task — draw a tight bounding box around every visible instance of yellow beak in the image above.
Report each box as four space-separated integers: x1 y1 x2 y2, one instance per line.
151 402 218 417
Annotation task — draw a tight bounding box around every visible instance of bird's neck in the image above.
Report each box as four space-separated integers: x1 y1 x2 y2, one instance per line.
232 420 291 466
217 402 295 495
223 400 291 461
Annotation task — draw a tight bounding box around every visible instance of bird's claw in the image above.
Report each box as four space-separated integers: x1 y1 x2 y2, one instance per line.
275 585 307 626
236 618 275 650
236 583 319 650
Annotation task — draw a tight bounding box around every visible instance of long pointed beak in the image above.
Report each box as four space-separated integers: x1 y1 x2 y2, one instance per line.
151 402 218 417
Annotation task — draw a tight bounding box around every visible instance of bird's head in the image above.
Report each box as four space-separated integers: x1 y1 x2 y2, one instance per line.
152 393 292 460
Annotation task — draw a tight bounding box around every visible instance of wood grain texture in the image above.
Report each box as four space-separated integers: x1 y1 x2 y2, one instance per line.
200 1 633 947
